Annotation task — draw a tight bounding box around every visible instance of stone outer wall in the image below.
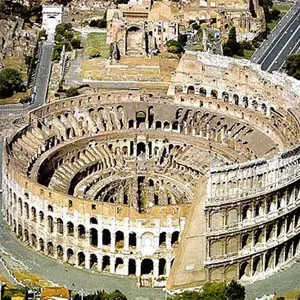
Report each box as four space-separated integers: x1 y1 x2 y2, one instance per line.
4 53 300 290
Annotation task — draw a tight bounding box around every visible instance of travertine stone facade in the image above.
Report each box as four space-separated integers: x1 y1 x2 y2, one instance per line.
3 53 300 291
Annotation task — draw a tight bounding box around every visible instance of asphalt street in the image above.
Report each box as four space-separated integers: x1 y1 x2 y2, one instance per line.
30 42 53 110
0 42 53 117
251 2 300 72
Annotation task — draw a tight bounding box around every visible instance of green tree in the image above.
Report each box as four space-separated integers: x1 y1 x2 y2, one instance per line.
225 280 245 300
223 27 243 57
166 40 183 54
286 54 300 80
200 282 227 300
71 38 81 49
65 87 79 98
0 68 23 98
259 0 273 22
271 8 280 20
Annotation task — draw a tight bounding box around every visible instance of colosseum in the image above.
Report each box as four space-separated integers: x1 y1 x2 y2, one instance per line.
3 52 300 291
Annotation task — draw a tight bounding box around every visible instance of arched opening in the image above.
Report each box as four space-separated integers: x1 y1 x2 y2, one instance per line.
129 259 136 275
47 242 54 256
102 255 110 271
141 259 153 275
78 225 85 238
48 216 54 233
90 217 98 224
39 238 44 251
126 26 144 56
39 211 44 223
57 218 63 234
211 90 218 99
159 232 166 247
164 121 170 130
159 258 166 275
261 103 267 114
115 231 124 249
18 224 22 237
57 245 64 259
241 234 251 250
252 100 258 110
129 232 136 248
115 257 124 273
137 142 146 156
199 87 207 97
233 94 239 105
243 96 248 108
90 228 98 247
102 229 111 246
24 229 29 242
222 92 229 101
239 261 249 279
31 207 37 222
172 121 179 131
78 252 85 267
156 121 162 129
187 86 195 94
67 248 74 264
90 254 98 269
31 234 37 248
136 111 146 129
67 222 74 236
171 231 180 246
24 202 29 218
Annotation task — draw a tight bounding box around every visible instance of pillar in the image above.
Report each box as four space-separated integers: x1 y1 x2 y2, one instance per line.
136 258 141 276
110 256 116 274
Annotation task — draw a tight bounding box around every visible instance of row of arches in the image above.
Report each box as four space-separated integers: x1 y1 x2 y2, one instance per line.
11 222 173 278
176 85 271 116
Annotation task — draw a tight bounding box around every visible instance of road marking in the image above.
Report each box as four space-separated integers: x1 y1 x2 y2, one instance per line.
266 24 300 72
252 4 300 63
259 10 300 67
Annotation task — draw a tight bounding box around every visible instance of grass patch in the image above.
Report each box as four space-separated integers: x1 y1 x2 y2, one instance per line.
3 57 27 81
243 49 255 59
85 32 110 58
273 2 291 11
14 271 51 287
233 49 255 60
0 90 30 105
274 289 300 299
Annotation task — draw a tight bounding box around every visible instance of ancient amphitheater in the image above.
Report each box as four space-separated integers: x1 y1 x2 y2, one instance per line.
3 52 300 291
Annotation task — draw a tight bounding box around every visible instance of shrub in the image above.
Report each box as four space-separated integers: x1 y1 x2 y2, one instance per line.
88 48 101 58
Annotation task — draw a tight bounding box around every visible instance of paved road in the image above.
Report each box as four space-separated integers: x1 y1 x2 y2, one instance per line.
30 42 53 110
0 42 53 117
251 2 300 72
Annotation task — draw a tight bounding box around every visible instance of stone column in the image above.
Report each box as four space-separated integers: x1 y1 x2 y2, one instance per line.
110 233 116 252
166 233 172 250
124 233 129 252
98 230 103 249
110 256 116 274
136 258 141 276
153 258 159 278
97 254 103 272
124 257 129 276
136 234 142 252
85 253 90 269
